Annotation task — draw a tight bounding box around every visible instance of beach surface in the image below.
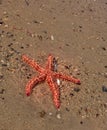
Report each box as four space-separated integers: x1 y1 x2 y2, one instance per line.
0 0 107 130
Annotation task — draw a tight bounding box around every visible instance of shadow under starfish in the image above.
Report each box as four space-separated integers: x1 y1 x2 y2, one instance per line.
22 54 81 109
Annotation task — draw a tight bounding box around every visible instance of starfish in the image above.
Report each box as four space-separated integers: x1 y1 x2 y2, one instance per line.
22 54 80 108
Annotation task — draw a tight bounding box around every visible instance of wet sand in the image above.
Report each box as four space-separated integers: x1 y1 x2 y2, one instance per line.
0 0 107 130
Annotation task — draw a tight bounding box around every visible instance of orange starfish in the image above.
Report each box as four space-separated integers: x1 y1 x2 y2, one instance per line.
22 54 80 108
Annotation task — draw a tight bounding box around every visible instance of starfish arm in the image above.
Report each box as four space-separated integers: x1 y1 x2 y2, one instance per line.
25 74 46 96
22 55 45 73
53 72 81 84
46 54 53 70
46 75 60 108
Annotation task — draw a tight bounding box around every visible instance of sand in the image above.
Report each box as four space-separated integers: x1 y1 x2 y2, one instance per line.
0 0 107 130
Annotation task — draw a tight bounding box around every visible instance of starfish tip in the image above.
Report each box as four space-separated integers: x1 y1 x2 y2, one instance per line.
48 53 53 57
22 54 27 60
77 80 81 85
26 91 30 96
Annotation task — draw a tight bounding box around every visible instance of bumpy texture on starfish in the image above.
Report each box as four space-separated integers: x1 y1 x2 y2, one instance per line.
22 54 80 108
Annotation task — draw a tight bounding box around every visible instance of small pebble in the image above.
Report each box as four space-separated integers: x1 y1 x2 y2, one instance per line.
4 24 8 28
0 19 4 25
0 74 3 80
2 63 7 67
0 97 5 100
0 89 5 94
57 79 60 86
104 65 107 68
104 73 107 78
102 47 106 51
64 65 71 70
79 25 82 28
3 11 7 15
69 93 74 97
1 35 4 38
49 112 53 116
102 85 107 92
65 43 70 46
80 121 83 124
33 20 39 24
56 113 61 119
20 46 24 49
39 110 46 118
65 107 70 112
74 87 80 92
6 32 14 38
8 43 13 47
51 35 54 40
37 35 42 40
96 113 99 117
